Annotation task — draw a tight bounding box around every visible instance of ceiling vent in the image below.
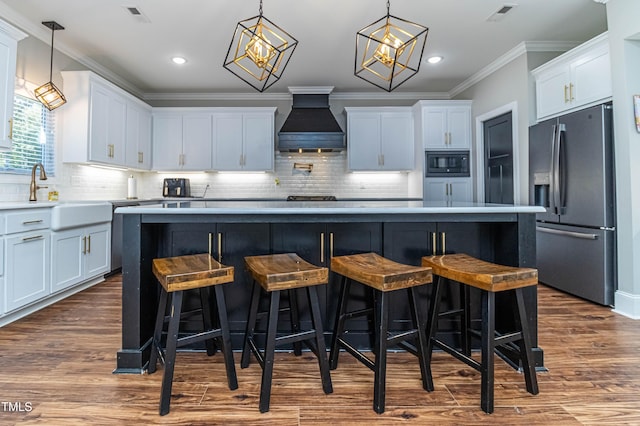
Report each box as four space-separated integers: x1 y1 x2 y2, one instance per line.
122 5 151 23
487 4 517 22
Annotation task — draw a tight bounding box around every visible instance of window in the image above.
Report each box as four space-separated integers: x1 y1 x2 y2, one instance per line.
0 94 55 175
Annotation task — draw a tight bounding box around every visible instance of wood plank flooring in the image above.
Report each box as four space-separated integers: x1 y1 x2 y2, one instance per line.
1 274 639 425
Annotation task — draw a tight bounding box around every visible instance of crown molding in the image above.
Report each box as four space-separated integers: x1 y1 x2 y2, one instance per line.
142 90 451 102
0 2 145 98
449 40 579 98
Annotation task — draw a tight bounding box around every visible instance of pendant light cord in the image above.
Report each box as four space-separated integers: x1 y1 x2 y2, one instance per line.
386 0 391 15
259 0 263 16
49 27 55 82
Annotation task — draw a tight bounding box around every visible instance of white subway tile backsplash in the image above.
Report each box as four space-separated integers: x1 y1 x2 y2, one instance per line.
0 154 411 202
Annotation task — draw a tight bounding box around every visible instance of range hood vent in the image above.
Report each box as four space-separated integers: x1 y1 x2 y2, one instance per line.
278 93 345 152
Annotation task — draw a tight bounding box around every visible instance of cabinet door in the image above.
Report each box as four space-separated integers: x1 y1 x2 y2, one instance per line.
571 48 611 109
423 108 447 149
213 114 243 171
152 114 183 169
449 178 473 202
125 103 151 169
85 224 111 278
424 179 448 202
0 31 18 150
108 94 127 165
182 114 212 171
535 66 571 120
243 114 274 171
447 107 471 149
217 223 271 336
380 113 413 170
89 84 111 163
5 232 50 312
51 229 84 293
348 113 381 170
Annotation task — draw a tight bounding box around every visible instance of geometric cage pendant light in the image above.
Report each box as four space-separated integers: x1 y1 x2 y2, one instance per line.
355 0 429 92
223 0 298 92
34 21 66 111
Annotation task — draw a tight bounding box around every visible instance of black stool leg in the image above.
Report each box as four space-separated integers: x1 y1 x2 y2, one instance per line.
329 275 351 370
149 287 168 374
159 290 183 416
241 281 262 369
461 283 472 356
259 290 281 413
480 290 496 414
307 285 333 394
213 284 238 391
200 287 216 356
514 288 539 396
408 286 434 392
425 276 443 363
372 289 389 414
289 289 303 356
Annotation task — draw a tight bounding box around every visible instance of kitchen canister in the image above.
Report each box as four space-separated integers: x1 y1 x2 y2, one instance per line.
127 175 137 199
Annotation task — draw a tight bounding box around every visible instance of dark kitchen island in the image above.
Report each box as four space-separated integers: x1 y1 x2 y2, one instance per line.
113 200 544 374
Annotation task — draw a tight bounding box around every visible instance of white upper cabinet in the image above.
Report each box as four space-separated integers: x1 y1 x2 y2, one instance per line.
61 71 150 168
424 178 473 203
212 109 275 172
346 107 414 171
533 32 611 121
416 100 472 150
124 100 152 169
0 20 27 150
152 111 212 171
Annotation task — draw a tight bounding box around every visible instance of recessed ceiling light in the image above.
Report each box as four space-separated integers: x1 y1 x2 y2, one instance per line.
426 56 443 64
172 56 187 65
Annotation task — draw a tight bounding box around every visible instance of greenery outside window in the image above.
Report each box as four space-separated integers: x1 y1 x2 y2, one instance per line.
0 94 55 175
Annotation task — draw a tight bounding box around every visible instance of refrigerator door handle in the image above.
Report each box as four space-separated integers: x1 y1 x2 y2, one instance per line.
536 226 598 240
549 124 558 214
556 123 567 215
551 124 564 215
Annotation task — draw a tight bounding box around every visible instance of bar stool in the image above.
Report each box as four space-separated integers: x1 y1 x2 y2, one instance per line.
241 253 333 413
148 253 238 416
421 253 539 414
329 252 433 414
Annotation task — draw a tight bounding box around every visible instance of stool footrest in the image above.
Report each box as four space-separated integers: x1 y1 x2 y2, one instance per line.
387 330 418 347
275 330 317 346
433 338 481 372
176 329 222 348
336 337 375 371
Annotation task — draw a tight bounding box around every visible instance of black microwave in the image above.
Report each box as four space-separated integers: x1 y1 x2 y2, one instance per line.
425 150 470 177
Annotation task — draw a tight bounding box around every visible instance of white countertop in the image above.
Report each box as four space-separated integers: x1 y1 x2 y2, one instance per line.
0 201 112 211
115 200 545 215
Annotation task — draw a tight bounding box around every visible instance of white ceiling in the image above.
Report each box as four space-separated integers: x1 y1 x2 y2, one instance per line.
0 0 607 98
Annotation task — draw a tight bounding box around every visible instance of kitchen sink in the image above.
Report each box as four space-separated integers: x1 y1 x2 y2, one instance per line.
51 202 113 231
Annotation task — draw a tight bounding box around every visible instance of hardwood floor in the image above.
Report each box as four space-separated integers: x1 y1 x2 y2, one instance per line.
1 274 639 425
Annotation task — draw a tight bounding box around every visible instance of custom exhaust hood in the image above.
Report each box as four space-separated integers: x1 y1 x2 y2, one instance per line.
277 87 345 152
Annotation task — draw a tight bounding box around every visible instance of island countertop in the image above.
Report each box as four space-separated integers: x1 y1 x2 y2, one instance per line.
115 200 544 215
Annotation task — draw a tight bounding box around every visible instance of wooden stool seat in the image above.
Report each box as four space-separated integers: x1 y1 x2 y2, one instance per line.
242 253 333 413
330 252 433 414
149 253 237 416
421 254 539 414
153 253 234 292
244 253 328 291
331 252 433 292
422 253 537 292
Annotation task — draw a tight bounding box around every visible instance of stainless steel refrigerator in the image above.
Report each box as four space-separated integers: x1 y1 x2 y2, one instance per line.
529 103 616 306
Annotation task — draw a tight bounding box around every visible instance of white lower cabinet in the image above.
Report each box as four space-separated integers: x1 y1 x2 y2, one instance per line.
51 224 110 293
424 178 472 203
5 231 51 313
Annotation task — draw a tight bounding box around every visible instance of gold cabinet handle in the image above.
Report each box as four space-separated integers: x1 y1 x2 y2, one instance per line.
8 118 13 140
87 235 91 254
82 236 87 254
431 232 437 256
138 152 143 163
569 83 575 101
330 232 334 259
320 232 325 263
217 232 222 263
441 232 446 255
23 234 44 242
564 85 569 103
